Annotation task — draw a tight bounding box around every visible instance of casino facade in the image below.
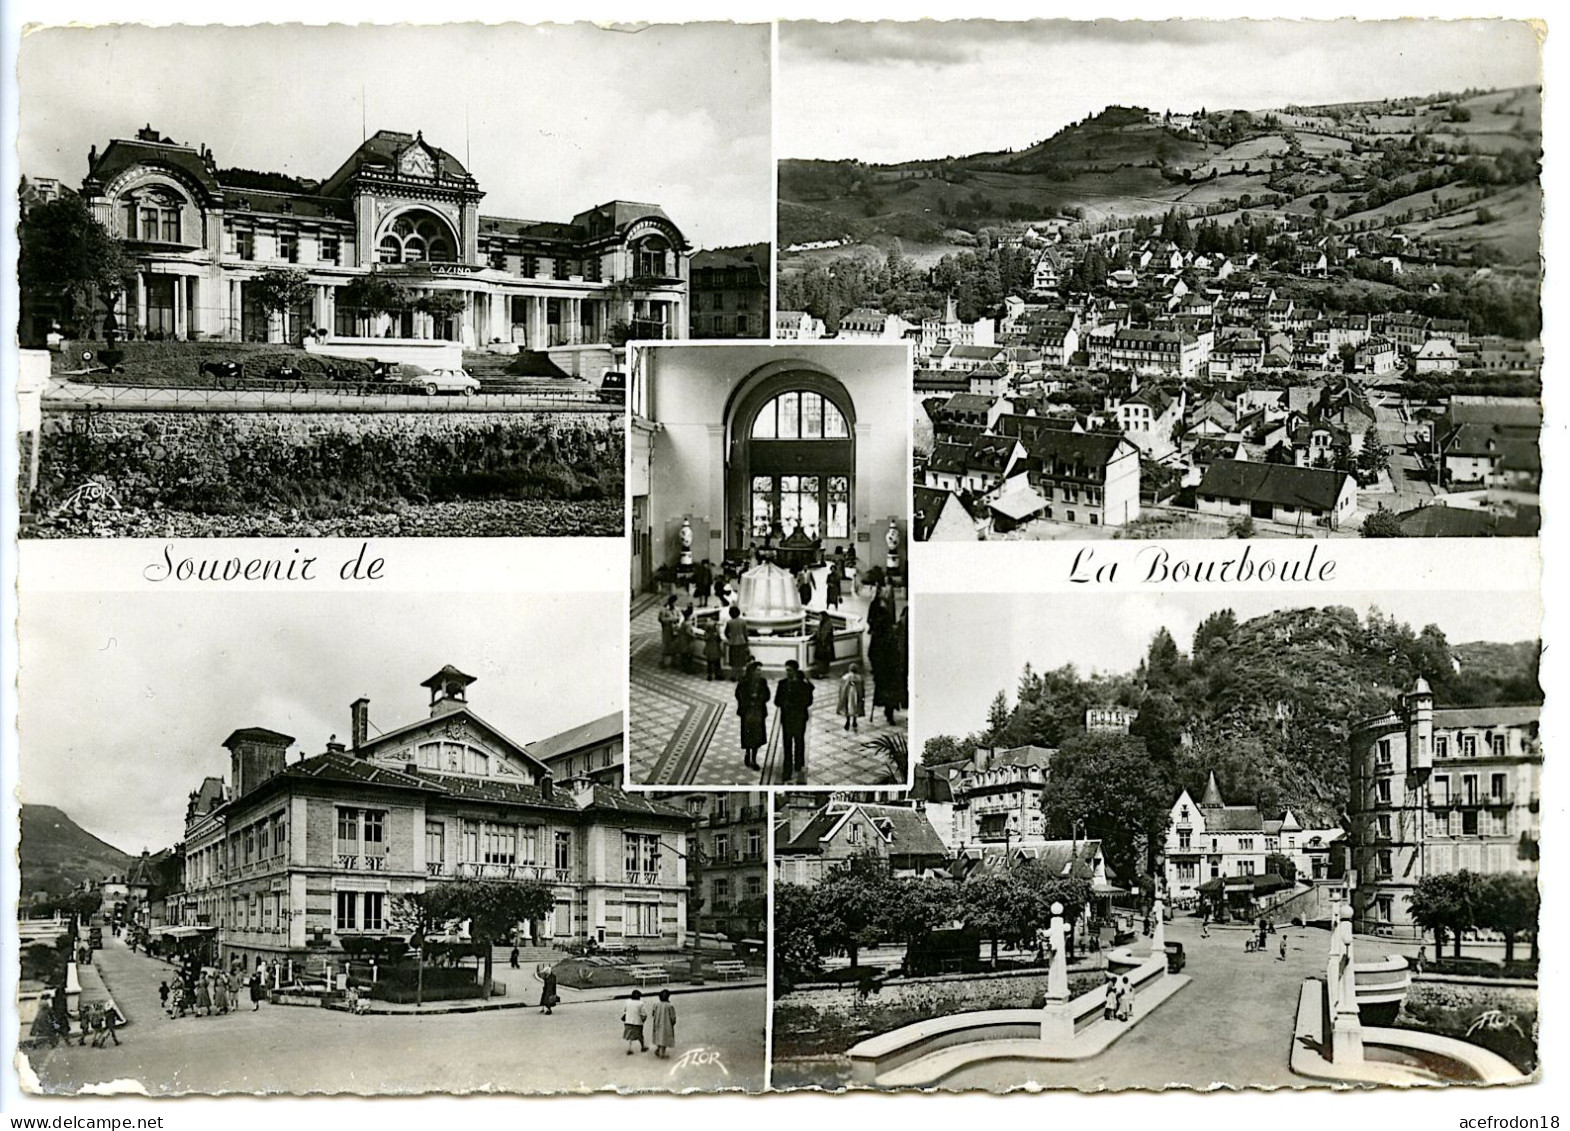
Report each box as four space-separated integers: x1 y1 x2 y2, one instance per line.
75 124 690 360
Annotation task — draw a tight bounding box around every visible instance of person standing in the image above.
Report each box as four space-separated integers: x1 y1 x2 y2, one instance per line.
826 559 843 610
194 970 211 1016
648 988 677 1059
838 661 866 732
158 980 170 1016
622 990 648 1054
723 606 750 681
228 969 241 1013
540 966 559 1015
867 590 897 725
736 661 770 772
1103 976 1119 1022
1116 976 1134 1022
796 567 815 610
775 660 815 784
1278 934 1288 962
811 611 837 678
510 945 521 969
702 618 723 681
97 1006 122 1048
694 560 713 608
249 968 264 1011
657 596 682 669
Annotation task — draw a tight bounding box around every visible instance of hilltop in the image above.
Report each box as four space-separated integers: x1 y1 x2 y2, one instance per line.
925 606 1541 827
779 87 1541 267
20 804 136 898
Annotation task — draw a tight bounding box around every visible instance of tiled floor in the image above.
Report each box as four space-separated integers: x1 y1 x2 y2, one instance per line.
629 581 907 787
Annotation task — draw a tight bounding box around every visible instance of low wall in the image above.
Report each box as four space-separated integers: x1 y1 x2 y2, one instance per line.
305 337 461 371
790 961 1104 1029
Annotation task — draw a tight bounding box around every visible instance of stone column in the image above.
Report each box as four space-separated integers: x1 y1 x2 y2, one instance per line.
1040 901 1075 1045
1329 905 1364 1063
569 296 583 345
135 272 148 337
173 275 187 339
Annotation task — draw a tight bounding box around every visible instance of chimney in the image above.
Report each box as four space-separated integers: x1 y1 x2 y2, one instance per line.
326 735 346 756
223 728 295 798
350 698 370 752
540 772 554 800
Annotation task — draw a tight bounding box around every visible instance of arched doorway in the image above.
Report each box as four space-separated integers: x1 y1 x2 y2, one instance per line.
725 368 856 559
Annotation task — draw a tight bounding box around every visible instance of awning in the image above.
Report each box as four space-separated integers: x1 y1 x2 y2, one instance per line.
154 925 218 939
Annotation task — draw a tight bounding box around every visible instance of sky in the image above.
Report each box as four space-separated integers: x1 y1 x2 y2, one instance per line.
778 19 1544 163
912 590 1543 751
18 591 625 856
17 22 772 250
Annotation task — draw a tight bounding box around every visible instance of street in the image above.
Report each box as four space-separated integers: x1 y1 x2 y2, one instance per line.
937 916 1413 1091
24 935 765 1095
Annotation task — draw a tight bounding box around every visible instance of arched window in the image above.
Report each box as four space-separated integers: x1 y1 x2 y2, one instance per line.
751 391 849 440
414 740 490 776
745 388 853 541
632 234 672 279
120 187 183 243
377 211 458 264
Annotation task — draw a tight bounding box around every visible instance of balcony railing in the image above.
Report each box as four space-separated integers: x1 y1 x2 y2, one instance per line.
431 862 572 883
625 870 660 886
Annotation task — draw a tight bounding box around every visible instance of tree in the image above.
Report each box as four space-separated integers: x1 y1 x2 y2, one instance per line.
1044 733 1173 883
773 883 824 992
959 871 1028 967
1337 342 1359 374
984 690 1011 745
340 270 411 332
249 266 315 329
1358 432 1391 480
922 735 973 767
1227 516 1256 539
1475 873 1538 965
881 875 960 955
1361 509 1405 538
1407 870 1484 962
812 852 893 969
400 879 555 996
18 195 133 338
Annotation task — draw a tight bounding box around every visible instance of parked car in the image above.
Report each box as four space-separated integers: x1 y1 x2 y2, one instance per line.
598 369 627 404
421 367 482 396
1164 941 1186 974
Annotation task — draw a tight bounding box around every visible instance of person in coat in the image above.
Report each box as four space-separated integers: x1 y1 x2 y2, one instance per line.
724 605 751 681
736 662 771 771
702 618 723 681
867 589 897 724
826 559 843 609
838 661 866 732
811 612 837 678
249 969 265 1010
648 988 678 1058
694 560 713 608
540 965 559 1015
657 596 682 669
775 660 815 782
622 990 648 1054
1103 976 1119 1021
194 971 211 1016
1116 975 1134 1022
796 568 815 609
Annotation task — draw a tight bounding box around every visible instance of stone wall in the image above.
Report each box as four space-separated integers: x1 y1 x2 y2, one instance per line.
788 964 1105 1028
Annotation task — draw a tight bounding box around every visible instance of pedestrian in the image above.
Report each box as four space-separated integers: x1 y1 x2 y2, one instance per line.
510 946 521 969
811 610 837 678
867 590 897 725
735 661 771 771
838 661 865 732
795 566 814 609
195 970 211 1016
622 990 648 1055
680 605 701 674
1116 975 1134 1022
540 965 559 1015
775 659 815 784
826 559 843 609
694 560 713 608
649 988 677 1058
658 596 682 669
158 980 170 1016
76 1003 95 1046
98 1006 122 1048
1278 934 1288 962
1200 919 1210 939
250 968 264 1011
226 970 240 1012
724 606 751 681
1103 976 1119 1021
703 618 723 681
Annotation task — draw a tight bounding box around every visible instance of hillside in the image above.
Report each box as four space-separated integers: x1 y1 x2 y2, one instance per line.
20 804 135 898
780 88 1542 266
926 607 1542 828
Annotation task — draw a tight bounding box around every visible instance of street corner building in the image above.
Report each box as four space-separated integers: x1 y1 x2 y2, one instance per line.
177 665 693 972
45 124 690 372
1346 678 1541 938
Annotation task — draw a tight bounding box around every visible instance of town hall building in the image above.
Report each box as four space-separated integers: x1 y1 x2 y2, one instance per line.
180 665 691 971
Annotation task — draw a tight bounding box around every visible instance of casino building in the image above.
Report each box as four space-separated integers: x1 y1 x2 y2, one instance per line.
180 664 691 970
74 124 690 366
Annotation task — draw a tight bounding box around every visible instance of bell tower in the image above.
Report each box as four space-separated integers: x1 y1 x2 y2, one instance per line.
421 664 477 718
1403 676 1435 779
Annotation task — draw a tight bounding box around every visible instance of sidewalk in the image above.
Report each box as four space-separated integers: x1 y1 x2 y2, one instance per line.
335 975 766 1015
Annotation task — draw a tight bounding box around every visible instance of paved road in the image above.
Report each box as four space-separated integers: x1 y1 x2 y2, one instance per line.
44 378 612 413
23 935 764 1095
940 917 1410 1091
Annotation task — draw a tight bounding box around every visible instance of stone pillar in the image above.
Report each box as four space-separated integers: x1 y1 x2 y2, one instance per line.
135 272 148 336
1040 901 1076 1044
1329 905 1364 1063
569 296 583 345
173 275 187 339
489 292 505 345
